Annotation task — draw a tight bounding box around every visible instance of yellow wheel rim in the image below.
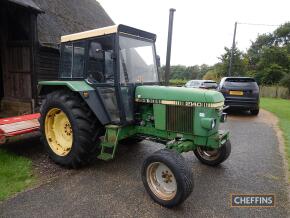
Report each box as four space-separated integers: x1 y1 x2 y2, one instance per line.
45 108 73 156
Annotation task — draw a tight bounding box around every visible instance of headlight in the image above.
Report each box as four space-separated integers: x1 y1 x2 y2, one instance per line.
211 119 216 129
201 118 216 130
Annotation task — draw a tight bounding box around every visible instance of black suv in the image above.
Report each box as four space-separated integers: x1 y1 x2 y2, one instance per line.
218 77 260 115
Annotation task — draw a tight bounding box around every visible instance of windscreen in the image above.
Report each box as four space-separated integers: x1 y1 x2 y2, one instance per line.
203 81 217 88
224 78 258 88
186 81 201 87
119 36 158 83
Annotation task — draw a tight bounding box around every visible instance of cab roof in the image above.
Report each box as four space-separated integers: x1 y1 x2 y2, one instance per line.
61 24 156 43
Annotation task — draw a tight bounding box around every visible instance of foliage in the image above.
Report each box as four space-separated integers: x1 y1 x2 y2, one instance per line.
169 79 187 86
259 64 286 85
280 73 290 91
161 64 211 82
0 149 34 201
246 22 290 85
163 22 290 87
261 98 290 175
217 46 247 77
202 69 220 81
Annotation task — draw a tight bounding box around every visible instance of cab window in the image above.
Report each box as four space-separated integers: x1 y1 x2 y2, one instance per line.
60 42 86 78
87 36 114 83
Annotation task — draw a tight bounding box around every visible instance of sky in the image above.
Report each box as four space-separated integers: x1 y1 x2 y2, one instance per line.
98 0 289 66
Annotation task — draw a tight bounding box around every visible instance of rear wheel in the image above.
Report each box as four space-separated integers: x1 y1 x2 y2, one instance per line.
141 149 193 208
194 140 231 166
250 108 259 115
40 90 102 168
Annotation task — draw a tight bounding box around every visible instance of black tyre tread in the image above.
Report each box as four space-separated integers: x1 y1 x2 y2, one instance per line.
194 140 231 166
39 90 102 168
250 109 259 115
141 149 193 208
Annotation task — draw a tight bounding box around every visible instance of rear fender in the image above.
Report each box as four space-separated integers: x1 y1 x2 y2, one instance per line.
38 81 110 125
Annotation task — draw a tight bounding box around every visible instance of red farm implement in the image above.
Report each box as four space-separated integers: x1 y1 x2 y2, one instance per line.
0 113 40 144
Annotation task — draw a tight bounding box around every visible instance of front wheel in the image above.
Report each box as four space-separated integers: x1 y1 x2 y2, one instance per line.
194 140 231 166
141 149 193 208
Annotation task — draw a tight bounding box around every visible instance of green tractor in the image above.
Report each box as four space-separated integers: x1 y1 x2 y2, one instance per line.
38 24 230 208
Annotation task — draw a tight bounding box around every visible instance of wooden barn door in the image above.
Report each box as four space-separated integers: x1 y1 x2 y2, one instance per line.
4 45 32 99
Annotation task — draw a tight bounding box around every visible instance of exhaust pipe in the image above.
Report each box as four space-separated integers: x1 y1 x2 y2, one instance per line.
165 8 176 86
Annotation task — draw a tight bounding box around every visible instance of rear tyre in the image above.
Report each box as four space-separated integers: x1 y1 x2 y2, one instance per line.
141 149 193 208
194 140 231 166
40 90 102 168
250 108 259 116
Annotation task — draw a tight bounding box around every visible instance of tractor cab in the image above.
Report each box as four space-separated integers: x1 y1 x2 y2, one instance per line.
55 24 159 124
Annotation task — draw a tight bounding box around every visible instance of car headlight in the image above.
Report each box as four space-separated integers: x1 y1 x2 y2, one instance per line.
201 118 216 130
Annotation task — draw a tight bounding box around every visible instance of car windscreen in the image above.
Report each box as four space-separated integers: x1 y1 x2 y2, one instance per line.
203 82 217 88
224 78 258 89
189 81 201 87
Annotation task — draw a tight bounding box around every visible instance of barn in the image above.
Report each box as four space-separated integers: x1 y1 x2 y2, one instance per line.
0 0 114 116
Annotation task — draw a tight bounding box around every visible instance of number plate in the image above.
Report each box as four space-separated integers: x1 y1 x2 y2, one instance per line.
229 90 243 96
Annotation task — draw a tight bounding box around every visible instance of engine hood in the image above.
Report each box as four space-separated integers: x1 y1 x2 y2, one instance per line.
135 86 224 104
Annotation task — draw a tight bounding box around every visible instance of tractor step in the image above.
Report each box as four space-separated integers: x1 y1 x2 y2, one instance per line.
97 152 114 161
101 142 115 148
97 125 121 161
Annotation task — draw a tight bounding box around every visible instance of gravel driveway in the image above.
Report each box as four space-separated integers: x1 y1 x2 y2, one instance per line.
0 110 289 217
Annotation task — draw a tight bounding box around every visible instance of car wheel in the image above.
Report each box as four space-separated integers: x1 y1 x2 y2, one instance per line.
250 109 259 116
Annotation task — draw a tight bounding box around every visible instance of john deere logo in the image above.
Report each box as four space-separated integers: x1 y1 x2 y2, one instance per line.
231 194 275 208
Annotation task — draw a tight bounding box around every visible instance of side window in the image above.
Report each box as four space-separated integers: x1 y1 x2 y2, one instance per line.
72 42 86 78
87 36 114 83
60 43 72 78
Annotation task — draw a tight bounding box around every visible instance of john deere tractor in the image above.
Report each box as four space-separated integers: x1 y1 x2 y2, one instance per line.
38 24 230 208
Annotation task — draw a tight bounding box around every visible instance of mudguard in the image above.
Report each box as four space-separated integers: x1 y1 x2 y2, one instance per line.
38 81 110 125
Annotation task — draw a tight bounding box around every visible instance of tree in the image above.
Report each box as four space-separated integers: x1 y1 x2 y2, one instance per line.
245 22 290 86
247 33 275 65
218 46 247 77
280 73 290 91
259 64 286 85
202 69 219 81
274 22 290 46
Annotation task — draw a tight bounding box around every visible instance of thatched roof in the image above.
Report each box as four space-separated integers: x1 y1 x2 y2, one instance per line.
8 0 43 12
32 0 114 46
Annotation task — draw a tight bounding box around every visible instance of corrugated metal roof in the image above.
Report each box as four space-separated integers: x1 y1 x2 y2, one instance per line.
8 0 43 12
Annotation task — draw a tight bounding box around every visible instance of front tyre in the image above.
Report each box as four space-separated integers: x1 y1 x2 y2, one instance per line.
194 140 231 166
141 149 193 208
40 90 102 168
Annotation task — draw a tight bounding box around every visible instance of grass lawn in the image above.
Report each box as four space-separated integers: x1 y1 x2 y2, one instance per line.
260 98 290 172
0 149 34 201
